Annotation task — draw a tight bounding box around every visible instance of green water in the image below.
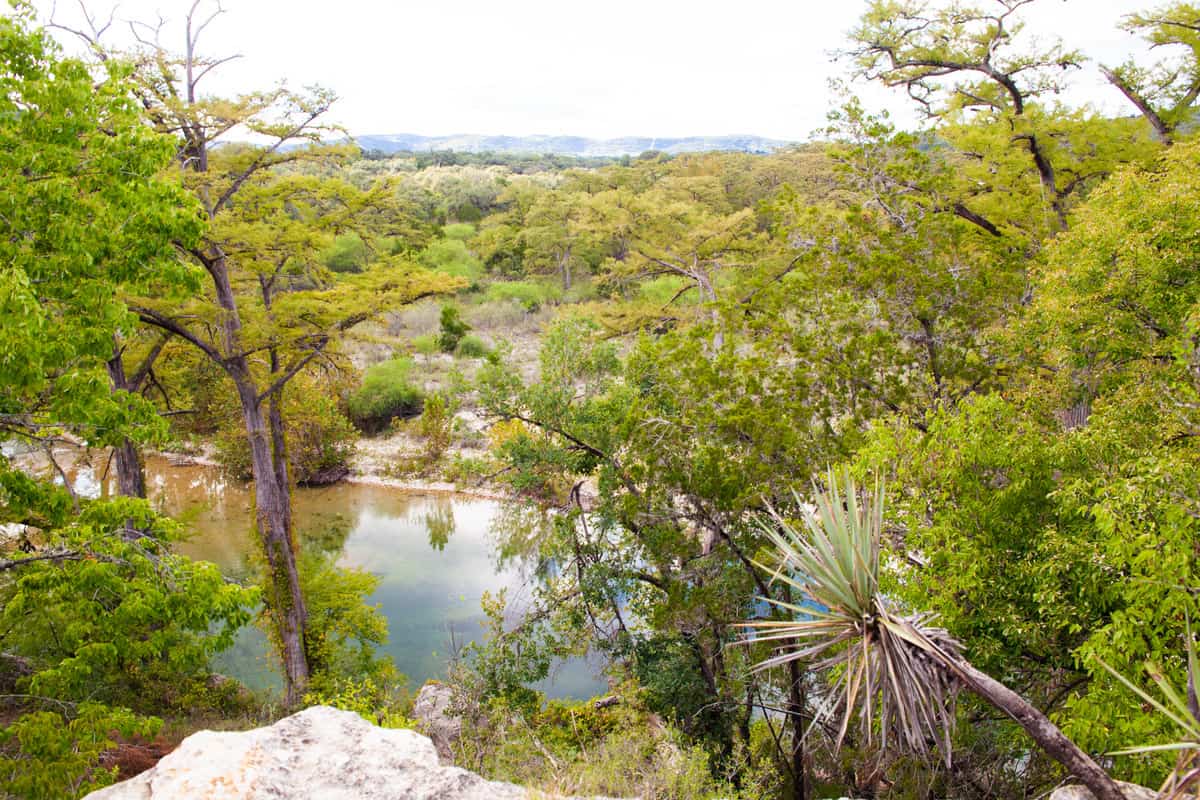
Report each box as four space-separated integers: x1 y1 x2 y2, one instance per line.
139 456 602 699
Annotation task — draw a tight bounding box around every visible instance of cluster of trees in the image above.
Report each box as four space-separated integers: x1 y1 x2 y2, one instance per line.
5 0 1200 797
0 2 449 795
463 1 1200 798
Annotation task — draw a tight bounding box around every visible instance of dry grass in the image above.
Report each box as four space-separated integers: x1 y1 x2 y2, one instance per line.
385 300 442 337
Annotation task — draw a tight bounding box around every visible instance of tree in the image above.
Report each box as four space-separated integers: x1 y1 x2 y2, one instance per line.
1103 3 1200 144
846 134 1200 792
478 317 840 799
52 0 459 703
0 10 254 795
0 3 200 502
849 0 1158 234
765 103 1024 433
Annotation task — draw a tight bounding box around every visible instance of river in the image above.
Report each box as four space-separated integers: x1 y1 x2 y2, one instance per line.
130 456 603 699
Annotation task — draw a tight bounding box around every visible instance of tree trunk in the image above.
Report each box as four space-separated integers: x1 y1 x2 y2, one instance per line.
559 247 573 292
697 269 723 350
266 349 292 532
110 438 146 499
232 370 309 705
105 350 147 498
953 656 1126 800
210 252 309 705
787 659 807 800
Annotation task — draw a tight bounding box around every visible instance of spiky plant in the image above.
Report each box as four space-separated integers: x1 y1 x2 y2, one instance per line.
1098 619 1200 798
745 469 961 759
744 468 1128 800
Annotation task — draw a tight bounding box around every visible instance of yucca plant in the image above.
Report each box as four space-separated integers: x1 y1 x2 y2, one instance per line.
743 468 1128 800
1098 620 1200 799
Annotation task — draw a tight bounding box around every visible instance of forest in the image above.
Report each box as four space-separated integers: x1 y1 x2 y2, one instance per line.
3 0 1200 798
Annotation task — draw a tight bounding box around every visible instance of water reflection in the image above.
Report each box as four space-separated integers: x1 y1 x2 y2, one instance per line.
423 503 455 552
136 457 602 699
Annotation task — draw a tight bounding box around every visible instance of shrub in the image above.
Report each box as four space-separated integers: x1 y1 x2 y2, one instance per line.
419 238 483 284
484 280 560 311
637 275 693 306
442 222 476 241
488 418 532 451
215 375 358 483
443 455 492 486
411 334 439 359
0 703 161 800
346 358 423 434
438 305 471 353
454 334 490 359
303 675 414 730
320 232 370 274
295 552 391 684
287 392 359 483
418 392 455 462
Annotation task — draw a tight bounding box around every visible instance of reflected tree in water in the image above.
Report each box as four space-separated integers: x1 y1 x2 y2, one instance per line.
424 503 456 552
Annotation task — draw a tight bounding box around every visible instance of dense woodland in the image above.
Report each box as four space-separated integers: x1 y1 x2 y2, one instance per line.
4 0 1200 797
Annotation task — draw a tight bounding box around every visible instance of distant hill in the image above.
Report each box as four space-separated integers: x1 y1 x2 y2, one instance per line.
354 133 793 157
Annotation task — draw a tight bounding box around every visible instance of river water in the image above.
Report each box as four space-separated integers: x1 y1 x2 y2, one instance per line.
132 456 602 699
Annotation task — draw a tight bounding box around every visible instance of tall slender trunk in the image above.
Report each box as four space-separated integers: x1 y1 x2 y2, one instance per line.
787 651 807 800
266 348 292 532
697 268 723 350
559 246 572 291
210 252 309 704
231 368 309 705
105 350 147 498
952 656 1126 800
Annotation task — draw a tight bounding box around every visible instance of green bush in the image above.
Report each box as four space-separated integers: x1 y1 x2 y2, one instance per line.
484 280 560 311
454 334 490 359
215 375 358 483
419 238 483 283
438 305 471 352
442 222 476 241
0 703 161 800
346 358 423 434
418 392 455 462
637 275 693 306
321 232 370 274
411 334 439 359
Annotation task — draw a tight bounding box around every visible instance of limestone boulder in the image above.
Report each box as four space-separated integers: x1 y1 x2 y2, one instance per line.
1048 782 1158 800
412 682 462 761
84 706 548 799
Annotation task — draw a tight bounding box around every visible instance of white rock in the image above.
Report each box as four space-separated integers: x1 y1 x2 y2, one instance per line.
412 683 462 761
84 706 539 799
1048 782 1158 800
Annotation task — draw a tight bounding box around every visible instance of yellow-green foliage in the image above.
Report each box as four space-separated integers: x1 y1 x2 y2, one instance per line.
215 373 358 482
296 552 391 684
418 392 455 462
420 238 484 284
454 334 490 359
303 676 414 730
487 418 532 451
346 358 423 434
453 689 747 800
0 703 161 800
484 280 561 311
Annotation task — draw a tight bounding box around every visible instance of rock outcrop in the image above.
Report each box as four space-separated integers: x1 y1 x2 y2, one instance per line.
84 706 551 799
412 683 462 761
1048 782 1158 800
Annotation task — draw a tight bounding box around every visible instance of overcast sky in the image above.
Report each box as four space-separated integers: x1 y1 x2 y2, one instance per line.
28 0 1151 140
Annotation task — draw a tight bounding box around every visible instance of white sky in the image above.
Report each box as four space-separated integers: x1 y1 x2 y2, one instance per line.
26 0 1153 140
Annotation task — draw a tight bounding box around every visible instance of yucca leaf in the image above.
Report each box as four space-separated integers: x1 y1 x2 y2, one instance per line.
743 469 962 763
1147 663 1200 737
1108 742 1200 756
1095 657 1197 734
